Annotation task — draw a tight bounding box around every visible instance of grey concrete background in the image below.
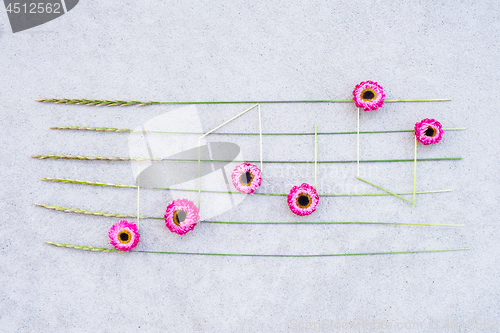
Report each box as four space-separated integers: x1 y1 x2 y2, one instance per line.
0 1 499 332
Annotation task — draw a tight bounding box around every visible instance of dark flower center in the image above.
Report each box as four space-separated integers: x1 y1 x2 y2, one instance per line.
118 230 131 244
239 171 254 186
173 210 187 225
425 126 436 137
362 90 375 100
297 194 311 208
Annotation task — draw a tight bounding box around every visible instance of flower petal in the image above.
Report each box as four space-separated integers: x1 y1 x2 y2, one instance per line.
109 220 140 251
165 199 200 235
353 81 386 111
231 162 262 194
287 183 319 216
415 118 444 145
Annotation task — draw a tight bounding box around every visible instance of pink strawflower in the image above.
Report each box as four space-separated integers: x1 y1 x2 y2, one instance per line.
287 183 319 216
352 81 386 111
108 220 140 251
231 162 262 194
414 118 444 145
164 199 200 235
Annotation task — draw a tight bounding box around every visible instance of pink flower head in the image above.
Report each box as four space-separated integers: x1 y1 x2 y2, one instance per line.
353 81 386 111
287 183 319 216
108 220 140 251
231 162 262 194
414 118 443 145
164 199 200 235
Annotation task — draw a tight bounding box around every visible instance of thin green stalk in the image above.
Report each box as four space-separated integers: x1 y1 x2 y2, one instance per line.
319 189 450 197
51 126 132 132
31 154 147 161
45 241 469 257
41 178 137 188
357 177 414 205
40 178 451 197
201 221 463 226
198 139 201 208
314 124 317 188
413 136 417 207
136 166 141 228
134 248 469 256
46 241 118 252
357 107 360 177
31 154 462 163
37 98 452 106
199 104 259 138
36 99 160 106
35 203 462 226
258 104 263 170
49 126 467 135
34 203 153 219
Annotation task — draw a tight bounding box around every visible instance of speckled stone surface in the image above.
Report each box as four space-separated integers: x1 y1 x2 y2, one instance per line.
0 1 499 332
